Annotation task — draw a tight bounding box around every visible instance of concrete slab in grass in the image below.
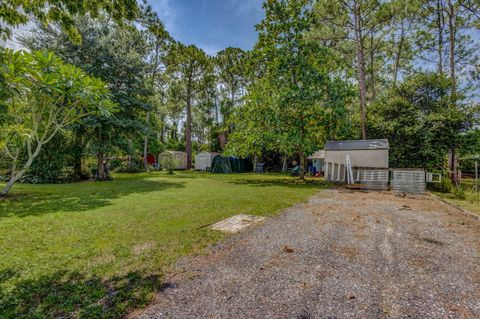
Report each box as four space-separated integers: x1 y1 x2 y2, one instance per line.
210 214 266 233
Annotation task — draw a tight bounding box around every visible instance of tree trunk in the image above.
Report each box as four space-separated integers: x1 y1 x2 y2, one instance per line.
1 144 40 196
299 152 305 180
392 23 405 86
447 0 458 185
186 98 192 169
282 155 287 172
447 0 456 97
0 177 17 197
437 0 445 74
143 111 150 172
96 152 106 181
354 4 368 139
369 36 376 101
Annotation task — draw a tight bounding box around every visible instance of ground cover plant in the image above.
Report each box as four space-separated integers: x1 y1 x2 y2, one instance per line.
0 172 326 318
434 179 480 216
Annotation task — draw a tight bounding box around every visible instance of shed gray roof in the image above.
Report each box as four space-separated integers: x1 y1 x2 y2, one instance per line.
325 139 389 151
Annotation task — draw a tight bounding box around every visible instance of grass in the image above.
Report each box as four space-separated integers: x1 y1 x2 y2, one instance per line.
0 172 326 318
433 179 480 216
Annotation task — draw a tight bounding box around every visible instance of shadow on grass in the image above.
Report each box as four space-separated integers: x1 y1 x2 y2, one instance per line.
0 178 185 219
0 268 165 319
228 177 330 189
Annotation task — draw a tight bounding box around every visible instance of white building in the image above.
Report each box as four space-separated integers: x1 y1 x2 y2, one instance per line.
324 139 389 182
307 150 325 173
195 152 219 171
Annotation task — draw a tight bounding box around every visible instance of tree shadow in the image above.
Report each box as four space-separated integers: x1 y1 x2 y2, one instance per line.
0 177 185 219
0 268 167 319
227 176 329 189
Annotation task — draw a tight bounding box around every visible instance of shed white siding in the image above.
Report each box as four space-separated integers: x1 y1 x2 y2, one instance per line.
324 139 389 182
325 149 388 168
195 152 218 171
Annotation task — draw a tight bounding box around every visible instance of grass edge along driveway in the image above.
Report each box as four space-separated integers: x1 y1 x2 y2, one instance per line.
0 172 326 318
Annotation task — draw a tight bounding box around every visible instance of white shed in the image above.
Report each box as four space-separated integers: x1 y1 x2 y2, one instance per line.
195 152 219 171
159 151 188 170
324 139 389 182
307 150 325 173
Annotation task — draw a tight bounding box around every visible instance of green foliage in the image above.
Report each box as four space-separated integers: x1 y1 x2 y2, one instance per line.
215 47 247 125
22 16 156 180
0 49 114 195
452 185 466 199
227 0 351 162
368 72 467 170
165 42 214 167
0 0 139 42
19 133 75 184
428 171 453 193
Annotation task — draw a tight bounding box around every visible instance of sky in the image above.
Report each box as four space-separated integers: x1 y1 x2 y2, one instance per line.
150 0 264 55
2 0 265 54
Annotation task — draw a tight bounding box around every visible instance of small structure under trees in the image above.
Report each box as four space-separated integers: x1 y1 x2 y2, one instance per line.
158 151 187 170
324 139 389 181
195 152 219 171
307 150 325 175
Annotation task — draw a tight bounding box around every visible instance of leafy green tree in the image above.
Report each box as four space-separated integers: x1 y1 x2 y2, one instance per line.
213 47 248 149
384 0 420 86
23 17 152 180
310 0 394 139
0 0 138 42
0 50 114 196
367 73 469 170
139 2 171 171
411 0 479 183
227 0 351 178
215 48 247 122
165 43 214 169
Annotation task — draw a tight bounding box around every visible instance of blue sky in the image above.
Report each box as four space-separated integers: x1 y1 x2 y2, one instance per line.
150 0 264 55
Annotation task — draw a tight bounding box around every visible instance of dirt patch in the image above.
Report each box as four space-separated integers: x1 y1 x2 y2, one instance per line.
133 241 156 256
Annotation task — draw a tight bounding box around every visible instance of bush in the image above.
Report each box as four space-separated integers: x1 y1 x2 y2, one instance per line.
452 186 466 199
18 134 76 184
428 173 452 193
114 157 144 173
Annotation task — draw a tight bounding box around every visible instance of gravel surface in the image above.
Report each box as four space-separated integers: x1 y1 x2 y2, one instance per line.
133 190 480 319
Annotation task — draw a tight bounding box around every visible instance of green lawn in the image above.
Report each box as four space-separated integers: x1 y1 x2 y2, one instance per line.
0 172 325 318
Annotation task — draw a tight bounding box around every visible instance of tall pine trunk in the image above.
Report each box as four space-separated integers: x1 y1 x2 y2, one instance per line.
437 0 445 74
186 97 192 169
392 22 405 86
369 36 376 101
447 0 458 185
354 3 368 139
143 111 150 171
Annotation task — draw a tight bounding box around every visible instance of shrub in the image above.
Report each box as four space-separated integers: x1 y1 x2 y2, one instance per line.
452 186 466 199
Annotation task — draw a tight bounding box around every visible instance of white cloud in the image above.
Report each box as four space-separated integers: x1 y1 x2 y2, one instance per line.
229 0 263 15
199 44 223 56
151 0 177 35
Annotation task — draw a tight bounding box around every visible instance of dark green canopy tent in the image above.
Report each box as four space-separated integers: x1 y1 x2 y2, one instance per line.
211 156 232 173
211 156 253 174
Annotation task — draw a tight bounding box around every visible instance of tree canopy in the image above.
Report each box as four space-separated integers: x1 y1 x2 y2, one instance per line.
1 49 114 195
0 0 479 190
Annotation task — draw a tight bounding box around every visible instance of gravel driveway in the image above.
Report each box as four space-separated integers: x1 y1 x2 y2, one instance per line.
133 190 480 319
